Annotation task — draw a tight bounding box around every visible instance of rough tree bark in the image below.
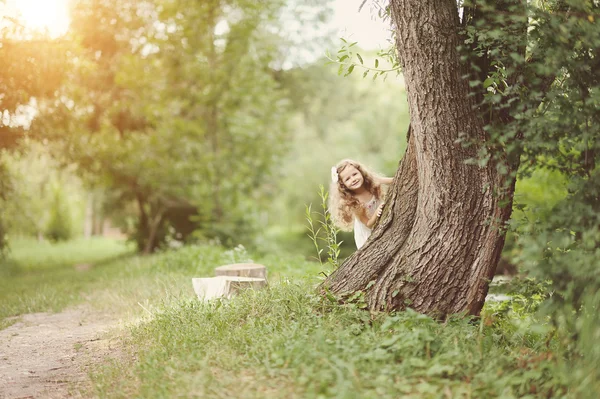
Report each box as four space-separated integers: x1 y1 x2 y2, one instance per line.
322 0 514 317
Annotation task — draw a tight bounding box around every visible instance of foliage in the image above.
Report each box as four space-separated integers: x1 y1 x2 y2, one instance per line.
21 0 340 252
1 0 410 256
454 0 600 392
325 1 400 81
0 8 72 251
0 15 70 124
0 156 10 257
0 214 7 259
304 185 342 269
460 0 600 176
0 141 87 239
485 277 552 321
45 184 73 242
327 38 401 81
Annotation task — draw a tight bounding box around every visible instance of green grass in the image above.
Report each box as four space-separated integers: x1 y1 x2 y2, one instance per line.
0 237 135 320
91 279 574 399
86 247 581 399
1 238 595 398
0 238 325 323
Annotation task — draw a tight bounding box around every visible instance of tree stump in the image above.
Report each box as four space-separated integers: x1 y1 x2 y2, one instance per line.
214 263 267 280
191 276 267 301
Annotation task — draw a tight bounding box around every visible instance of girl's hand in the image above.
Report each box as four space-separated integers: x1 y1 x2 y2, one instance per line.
367 202 386 228
376 202 385 217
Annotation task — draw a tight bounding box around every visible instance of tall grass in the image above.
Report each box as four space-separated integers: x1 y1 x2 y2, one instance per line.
91 276 573 398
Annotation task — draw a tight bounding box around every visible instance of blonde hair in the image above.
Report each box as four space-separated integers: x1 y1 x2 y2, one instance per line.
328 159 384 231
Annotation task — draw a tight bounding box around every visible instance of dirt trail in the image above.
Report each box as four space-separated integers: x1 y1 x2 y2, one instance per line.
0 307 121 399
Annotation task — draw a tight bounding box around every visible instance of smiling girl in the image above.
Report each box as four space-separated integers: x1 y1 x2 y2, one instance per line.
329 159 394 249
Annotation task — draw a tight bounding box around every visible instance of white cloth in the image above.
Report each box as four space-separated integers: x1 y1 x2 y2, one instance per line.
353 217 372 249
353 196 381 249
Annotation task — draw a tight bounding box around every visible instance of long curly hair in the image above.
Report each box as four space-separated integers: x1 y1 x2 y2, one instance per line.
328 159 385 231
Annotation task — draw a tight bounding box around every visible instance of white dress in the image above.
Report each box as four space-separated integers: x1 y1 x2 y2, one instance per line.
353 196 380 249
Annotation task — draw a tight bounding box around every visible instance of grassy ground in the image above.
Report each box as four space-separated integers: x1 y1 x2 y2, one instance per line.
92 284 571 399
0 238 323 323
0 237 134 324
0 238 594 398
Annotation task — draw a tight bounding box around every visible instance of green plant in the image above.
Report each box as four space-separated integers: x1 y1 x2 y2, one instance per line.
0 157 11 257
45 184 72 242
305 185 342 270
0 213 8 260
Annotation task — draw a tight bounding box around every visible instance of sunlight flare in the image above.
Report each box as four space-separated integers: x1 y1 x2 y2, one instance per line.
13 0 70 37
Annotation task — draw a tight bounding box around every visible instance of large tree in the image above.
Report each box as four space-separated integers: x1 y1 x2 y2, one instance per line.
322 0 591 317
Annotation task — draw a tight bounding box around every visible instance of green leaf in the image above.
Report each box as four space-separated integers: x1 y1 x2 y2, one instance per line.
357 53 363 64
381 336 400 347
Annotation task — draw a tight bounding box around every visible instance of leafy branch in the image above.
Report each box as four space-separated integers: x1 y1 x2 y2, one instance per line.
326 38 401 80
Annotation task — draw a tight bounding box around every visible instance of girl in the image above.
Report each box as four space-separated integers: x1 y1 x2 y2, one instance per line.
329 159 394 249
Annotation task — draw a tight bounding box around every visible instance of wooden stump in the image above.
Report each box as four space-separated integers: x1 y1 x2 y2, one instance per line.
214 263 267 280
191 276 267 301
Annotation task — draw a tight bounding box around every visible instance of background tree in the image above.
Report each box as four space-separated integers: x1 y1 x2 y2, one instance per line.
32 0 328 252
0 141 85 240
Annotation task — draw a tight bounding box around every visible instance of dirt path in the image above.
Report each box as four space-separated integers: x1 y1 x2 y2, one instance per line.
0 307 121 399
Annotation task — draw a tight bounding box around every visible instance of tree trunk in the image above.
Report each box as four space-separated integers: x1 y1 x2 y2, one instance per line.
144 211 165 255
322 0 514 317
83 192 94 238
136 192 150 252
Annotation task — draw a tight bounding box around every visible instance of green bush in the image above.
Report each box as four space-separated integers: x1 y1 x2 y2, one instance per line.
505 171 600 398
45 185 73 242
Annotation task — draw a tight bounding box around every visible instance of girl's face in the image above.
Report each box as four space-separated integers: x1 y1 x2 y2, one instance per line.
339 165 364 191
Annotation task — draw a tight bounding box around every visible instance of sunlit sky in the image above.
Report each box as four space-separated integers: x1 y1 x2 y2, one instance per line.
1 0 390 48
3 0 70 38
331 0 391 50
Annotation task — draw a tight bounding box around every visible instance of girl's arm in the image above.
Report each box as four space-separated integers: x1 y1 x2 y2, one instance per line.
379 176 394 185
366 203 385 228
358 212 370 226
